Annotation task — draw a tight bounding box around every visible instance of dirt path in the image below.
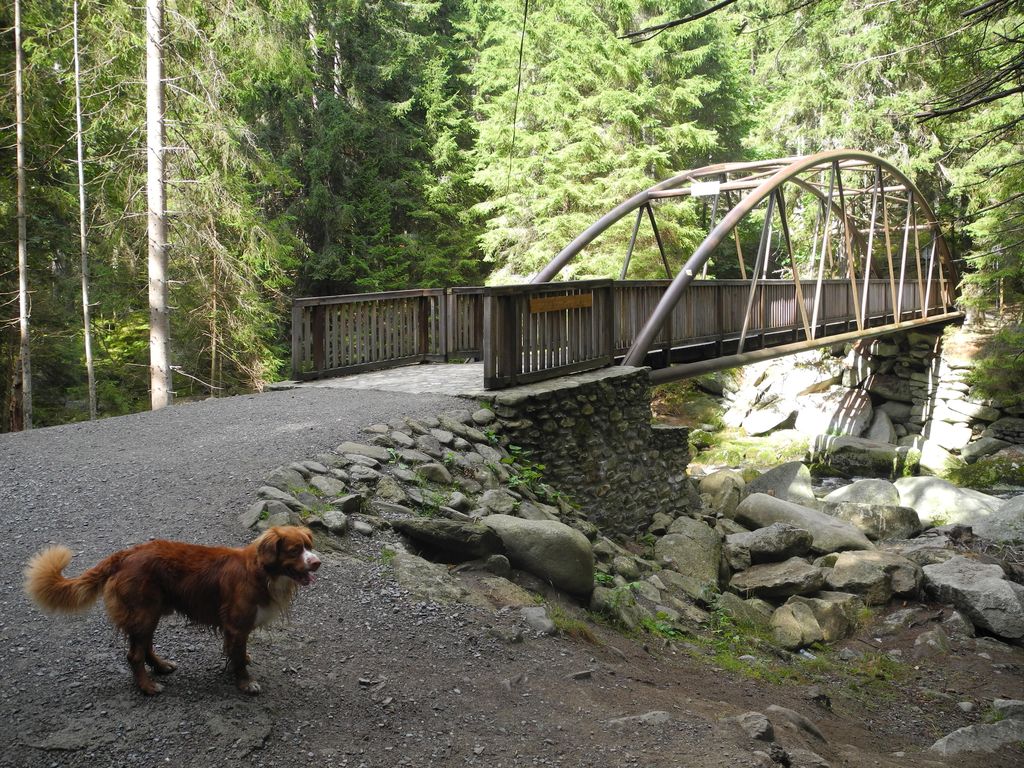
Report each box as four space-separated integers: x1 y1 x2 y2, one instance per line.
1 389 1021 768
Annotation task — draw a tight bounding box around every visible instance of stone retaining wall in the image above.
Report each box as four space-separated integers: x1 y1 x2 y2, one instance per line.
478 367 696 535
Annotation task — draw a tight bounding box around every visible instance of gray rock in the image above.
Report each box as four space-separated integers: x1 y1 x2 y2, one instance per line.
823 502 922 541
416 462 453 485
822 479 900 506
735 711 774 742
520 606 556 635
391 518 504 560
390 430 416 449
826 550 921 604
482 515 594 595
961 437 1012 463
745 462 817 506
730 557 825 599
809 434 919 479
336 441 393 462
993 698 1024 719
398 448 433 465
864 373 913 402
795 386 873 438
735 494 875 554
447 491 471 512
787 748 830 768
256 507 293 531
472 408 496 426
894 477 1005 535
334 493 363 513
375 476 409 504
414 434 444 458
864 410 896 444
608 711 671 727
310 475 347 497
727 523 813 564
771 592 862 649
479 488 518 515
919 440 966 477
391 551 472 604
430 428 455 445
351 519 375 537
923 419 973 452
984 416 1024 442
320 510 348 535
699 469 745 519
348 464 383 484
715 592 774 629
655 517 722 597
745 399 798 436
239 500 266 529
590 585 645 630
923 556 1024 640
257 485 308 512
765 704 825 741
930 718 1024 756
264 465 307 493
913 627 951 658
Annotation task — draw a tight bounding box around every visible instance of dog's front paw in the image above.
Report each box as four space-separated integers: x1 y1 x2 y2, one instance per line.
139 680 164 695
237 679 261 695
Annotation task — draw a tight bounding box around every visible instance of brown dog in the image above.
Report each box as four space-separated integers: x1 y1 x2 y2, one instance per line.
24 526 320 695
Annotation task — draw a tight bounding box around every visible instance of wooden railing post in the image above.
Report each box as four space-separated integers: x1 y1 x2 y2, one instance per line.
312 304 326 375
291 303 303 379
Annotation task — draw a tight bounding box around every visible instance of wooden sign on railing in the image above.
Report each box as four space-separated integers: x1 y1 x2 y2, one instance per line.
529 292 593 314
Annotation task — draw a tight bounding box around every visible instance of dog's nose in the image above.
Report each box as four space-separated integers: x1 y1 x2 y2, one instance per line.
305 550 321 571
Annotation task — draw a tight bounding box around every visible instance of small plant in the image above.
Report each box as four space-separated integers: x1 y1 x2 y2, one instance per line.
380 547 397 566
594 570 615 586
640 613 685 640
387 448 402 465
548 605 599 643
481 427 500 444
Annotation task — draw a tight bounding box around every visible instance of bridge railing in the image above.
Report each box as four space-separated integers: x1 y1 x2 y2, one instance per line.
291 277 952 385
291 288 451 379
481 280 615 389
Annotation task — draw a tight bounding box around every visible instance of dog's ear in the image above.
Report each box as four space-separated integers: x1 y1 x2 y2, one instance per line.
299 527 314 550
257 528 282 569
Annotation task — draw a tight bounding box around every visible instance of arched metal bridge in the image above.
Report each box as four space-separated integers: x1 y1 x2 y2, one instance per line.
290 150 961 389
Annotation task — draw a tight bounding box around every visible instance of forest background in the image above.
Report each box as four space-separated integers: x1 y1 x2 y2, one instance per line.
1 0 1021 429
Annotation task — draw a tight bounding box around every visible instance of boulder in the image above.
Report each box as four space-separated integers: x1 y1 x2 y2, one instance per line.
864 410 896 444
809 434 918 479
823 479 900 507
983 416 1024 443
771 592 862 649
735 494 875 554
864 373 913 402
745 399 798 436
727 523 813 564
825 550 922 604
923 419 974 452
309 475 346 497
961 437 1012 463
823 502 922 541
922 555 1024 640
918 440 966 477
930 719 1024 756
391 552 476 605
715 592 774 629
795 387 874 438
391 518 504 561
655 517 722 598
482 515 594 595
986 496 1024 543
894 477 1003 533
730 557 825 599
699 469 745 519
745 462 817 506
336 441 393 463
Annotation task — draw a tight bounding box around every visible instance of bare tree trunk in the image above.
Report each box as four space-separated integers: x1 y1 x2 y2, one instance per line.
14 0 32 430
210 254 218 396
73 0 97 420
146 0 172 409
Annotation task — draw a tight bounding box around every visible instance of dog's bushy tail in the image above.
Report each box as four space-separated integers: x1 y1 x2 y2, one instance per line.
24 546 118 614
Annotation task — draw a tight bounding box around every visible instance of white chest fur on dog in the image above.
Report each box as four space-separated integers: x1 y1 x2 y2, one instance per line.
255 575 297 627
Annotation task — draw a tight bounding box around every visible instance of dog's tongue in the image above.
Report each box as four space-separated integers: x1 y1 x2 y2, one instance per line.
297 571 315 586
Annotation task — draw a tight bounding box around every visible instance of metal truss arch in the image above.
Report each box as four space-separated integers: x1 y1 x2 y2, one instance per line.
531 150 958 372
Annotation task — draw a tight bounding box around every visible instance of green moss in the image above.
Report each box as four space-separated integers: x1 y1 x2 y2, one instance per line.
947 457 1024 489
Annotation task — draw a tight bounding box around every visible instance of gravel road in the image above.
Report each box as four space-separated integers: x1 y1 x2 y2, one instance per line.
3 388 1020 768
